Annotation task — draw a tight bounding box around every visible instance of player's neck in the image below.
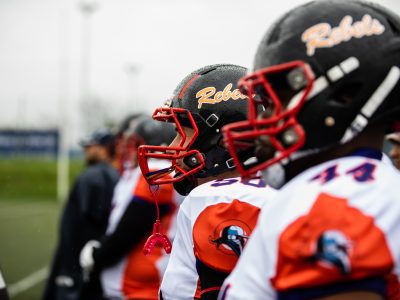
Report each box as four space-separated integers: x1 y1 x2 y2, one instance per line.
286 127 385 182
197 169 241 185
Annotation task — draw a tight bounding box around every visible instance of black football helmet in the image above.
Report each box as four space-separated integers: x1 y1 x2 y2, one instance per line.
117 115 175 172
138 64 253 195
224 0 400 183
116 113 145 138
133 116 176 147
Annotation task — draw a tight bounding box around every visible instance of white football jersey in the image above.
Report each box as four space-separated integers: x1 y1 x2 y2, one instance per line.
221 151 400 300
160 177 276 300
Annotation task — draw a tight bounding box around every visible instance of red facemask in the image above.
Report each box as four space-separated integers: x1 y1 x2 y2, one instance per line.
223 60 315 177
138 107 205 186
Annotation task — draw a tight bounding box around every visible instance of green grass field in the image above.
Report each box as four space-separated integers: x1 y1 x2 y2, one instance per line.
0 199 60 300
0 158 84 201
0 158 84 300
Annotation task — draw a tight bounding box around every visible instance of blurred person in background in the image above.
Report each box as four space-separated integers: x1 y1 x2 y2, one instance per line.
386 132 400 169
79 116 182 300
0 269 9 300
43 129 120 300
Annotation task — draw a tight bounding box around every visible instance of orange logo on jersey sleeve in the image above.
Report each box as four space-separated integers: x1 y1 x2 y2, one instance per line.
272 193 394 291
193 199 261 273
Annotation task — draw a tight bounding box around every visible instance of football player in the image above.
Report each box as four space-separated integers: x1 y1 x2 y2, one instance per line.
79 116 181 300
138 64 276 299
44 129 119 300
220 0 400 299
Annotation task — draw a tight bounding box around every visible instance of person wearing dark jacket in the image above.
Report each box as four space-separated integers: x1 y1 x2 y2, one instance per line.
43 129 119 300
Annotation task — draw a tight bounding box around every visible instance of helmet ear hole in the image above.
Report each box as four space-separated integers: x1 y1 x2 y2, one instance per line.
330 82 362 107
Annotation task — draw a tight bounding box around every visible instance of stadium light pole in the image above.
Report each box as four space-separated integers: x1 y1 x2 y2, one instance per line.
57 0 70 203
79 0 99 134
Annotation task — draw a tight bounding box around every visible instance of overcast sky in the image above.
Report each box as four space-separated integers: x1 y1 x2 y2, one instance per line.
0 0 399 146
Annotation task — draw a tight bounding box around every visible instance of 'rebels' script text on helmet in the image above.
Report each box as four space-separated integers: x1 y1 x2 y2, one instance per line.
196 83 248 109
302 14 385 57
